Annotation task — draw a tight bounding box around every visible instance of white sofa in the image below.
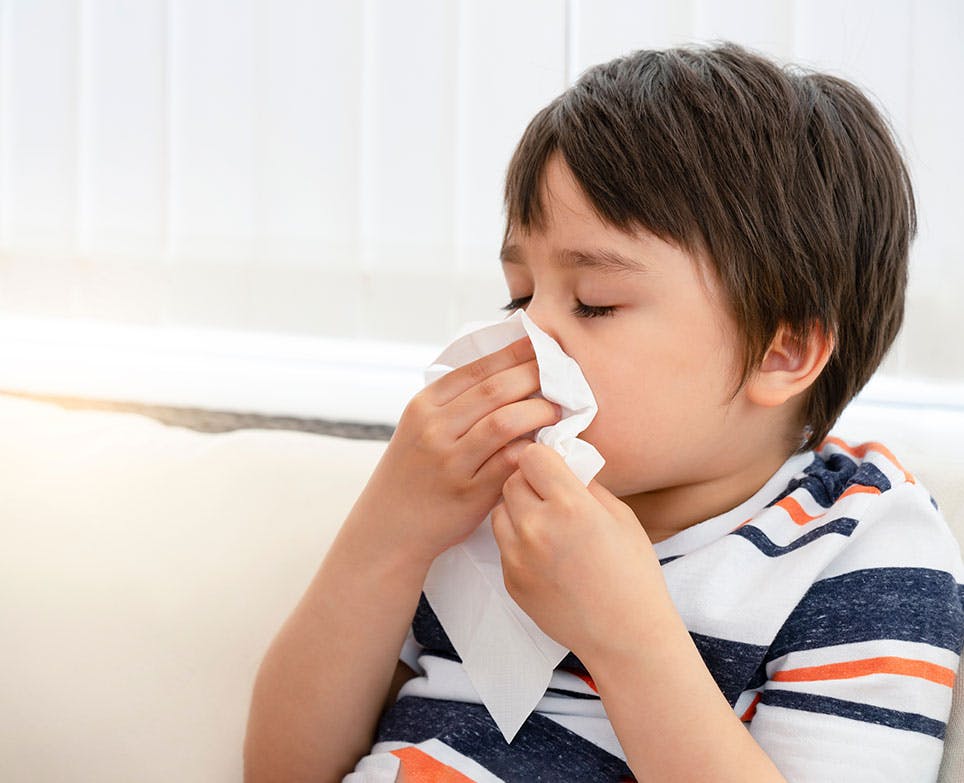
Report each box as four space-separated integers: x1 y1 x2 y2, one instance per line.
1 391 962 782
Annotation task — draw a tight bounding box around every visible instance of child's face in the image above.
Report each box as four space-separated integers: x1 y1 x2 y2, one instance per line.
501 153 762 508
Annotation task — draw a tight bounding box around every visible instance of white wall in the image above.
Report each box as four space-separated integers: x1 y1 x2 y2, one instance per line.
0 0 961 422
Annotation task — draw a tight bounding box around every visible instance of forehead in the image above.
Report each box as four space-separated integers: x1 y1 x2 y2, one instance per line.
502 154 647 267
503 152 721 283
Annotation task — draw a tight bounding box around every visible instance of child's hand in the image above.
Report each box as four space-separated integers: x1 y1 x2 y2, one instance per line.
491 442 668 662
351 337 562 566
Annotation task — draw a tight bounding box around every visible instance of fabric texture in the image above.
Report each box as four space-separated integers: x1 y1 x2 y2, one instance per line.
349 437 964 782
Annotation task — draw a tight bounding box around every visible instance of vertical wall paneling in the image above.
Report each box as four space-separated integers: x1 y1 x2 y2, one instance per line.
361 0 459 342
357 0 377 340
1 0 78 248
693 0 793 60
900 0 964 378
454 0 567 329
0 0 8 253
74 0 168 325
0 0 961 403
570 0 693 77
794 0 912 147
166 0 259 330
246 0 364 337
0 0 80 319
794 0 916 377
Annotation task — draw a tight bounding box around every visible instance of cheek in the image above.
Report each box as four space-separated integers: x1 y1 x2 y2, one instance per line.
576 369 642 450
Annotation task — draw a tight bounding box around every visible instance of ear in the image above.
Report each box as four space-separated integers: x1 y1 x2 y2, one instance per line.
745 324 834 408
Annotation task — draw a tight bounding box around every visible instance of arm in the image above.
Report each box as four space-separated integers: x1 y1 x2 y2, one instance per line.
243 337 561 782
242 515 433 783
584 593 786 781
492 443 786 782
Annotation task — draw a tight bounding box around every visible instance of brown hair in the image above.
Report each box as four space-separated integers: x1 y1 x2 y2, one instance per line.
502 41 916 452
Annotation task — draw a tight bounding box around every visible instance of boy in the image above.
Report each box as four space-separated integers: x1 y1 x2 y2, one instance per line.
244 42 964 782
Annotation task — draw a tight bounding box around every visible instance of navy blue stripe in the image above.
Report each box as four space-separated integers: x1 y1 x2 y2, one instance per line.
761 689 946 739
731 516 858 556
768 452 891 509
377 696 633 780
690 633 769 706
559 652 590 676
768 567 964 660
769 453 890 507
413 593 461 661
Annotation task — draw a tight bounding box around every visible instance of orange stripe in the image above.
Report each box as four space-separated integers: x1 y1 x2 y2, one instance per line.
740 692 762 722
772 656 956 688
574 672 598 693
823 437 916 484
391 747 476 783
838 484 883 501
775 495 820 525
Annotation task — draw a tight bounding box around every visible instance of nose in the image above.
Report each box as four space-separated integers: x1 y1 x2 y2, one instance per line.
520 298 565 350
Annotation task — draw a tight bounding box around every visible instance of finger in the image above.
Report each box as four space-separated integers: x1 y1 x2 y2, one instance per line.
461 398 562 477
444 358 544 439
516 442 585 500
501 468 542 521
427 336 535 406
470 436 533 493
586 479 632 518
490 500 518 551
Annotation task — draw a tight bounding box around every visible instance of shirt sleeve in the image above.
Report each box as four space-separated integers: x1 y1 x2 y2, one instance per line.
746 484 964 782
399 626 425 675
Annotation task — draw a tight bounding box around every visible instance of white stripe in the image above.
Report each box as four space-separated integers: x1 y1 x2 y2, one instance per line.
401 653 608 719
547 667 599 697
342 745 400 782
398 655 483 705
734 689 761 719
750 702 944 782
766 639 961 676
357 740 506 783
814 483 964 581
663 532 855 645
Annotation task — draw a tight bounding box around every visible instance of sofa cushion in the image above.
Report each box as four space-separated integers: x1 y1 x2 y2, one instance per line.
0 393 387 782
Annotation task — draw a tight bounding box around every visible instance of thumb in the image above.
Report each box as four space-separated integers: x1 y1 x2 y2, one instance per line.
587 478 631 518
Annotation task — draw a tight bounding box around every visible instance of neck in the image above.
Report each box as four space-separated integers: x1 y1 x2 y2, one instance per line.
621 448 796 544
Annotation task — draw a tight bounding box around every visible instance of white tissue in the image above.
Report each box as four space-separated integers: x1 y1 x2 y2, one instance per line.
421 309 604 743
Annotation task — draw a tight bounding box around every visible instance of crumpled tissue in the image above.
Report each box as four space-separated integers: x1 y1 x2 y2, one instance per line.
422 309 604 742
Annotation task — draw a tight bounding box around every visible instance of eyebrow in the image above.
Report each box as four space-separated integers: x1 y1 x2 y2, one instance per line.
499 244 648 275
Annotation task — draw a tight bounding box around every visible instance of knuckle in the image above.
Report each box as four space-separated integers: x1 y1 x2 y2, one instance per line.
501 469 521 493
402 393 431 425
416 420 448 453
487 409 515 439
477 377 501 401
465 358 489 384
518 441 541 468
449 477 473 500
510 338 534 363
555 495 578 518
521 525 548 552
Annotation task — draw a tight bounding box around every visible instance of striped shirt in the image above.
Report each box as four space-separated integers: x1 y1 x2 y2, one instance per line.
346 438 964 782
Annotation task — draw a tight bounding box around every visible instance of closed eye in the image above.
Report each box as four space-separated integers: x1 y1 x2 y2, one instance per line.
500 296 617 319
572 302 617 318
500 296 531 312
